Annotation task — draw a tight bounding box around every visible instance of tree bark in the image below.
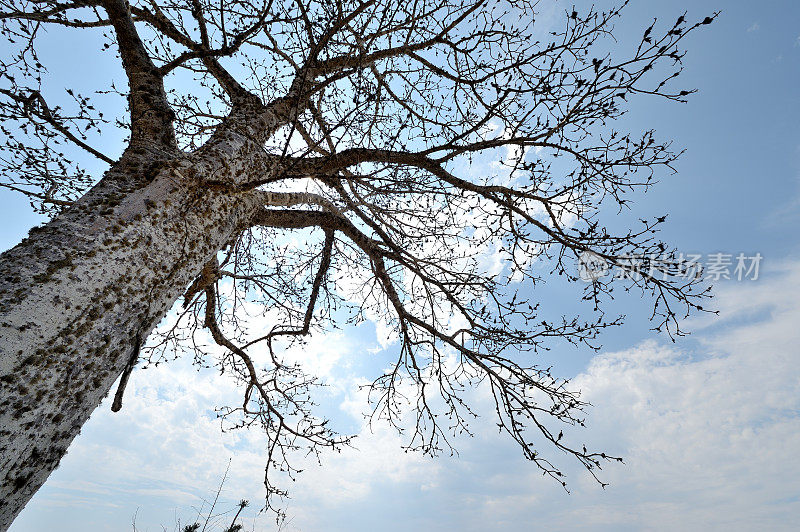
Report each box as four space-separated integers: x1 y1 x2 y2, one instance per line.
0 142 263 529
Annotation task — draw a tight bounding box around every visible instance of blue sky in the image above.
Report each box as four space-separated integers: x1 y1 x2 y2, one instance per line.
4 1 800 530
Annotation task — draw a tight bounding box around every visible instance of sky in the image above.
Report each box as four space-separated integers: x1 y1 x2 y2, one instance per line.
3 0 800 530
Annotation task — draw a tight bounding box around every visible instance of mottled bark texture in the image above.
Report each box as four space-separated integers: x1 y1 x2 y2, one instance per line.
0 149 259 529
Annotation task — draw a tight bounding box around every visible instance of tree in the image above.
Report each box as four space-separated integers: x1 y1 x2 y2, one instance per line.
0 0 714 527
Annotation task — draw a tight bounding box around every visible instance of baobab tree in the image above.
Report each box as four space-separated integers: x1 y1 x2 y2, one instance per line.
0 0 714 527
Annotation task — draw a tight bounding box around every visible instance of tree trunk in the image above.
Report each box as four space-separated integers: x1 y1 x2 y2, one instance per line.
0 144 260 529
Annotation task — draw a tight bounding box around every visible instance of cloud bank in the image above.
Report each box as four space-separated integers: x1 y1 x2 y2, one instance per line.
12 263 800 531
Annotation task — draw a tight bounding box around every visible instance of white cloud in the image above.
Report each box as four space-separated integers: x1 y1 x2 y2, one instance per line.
281 261 800 530
13 261 800 531
448 261 800 530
